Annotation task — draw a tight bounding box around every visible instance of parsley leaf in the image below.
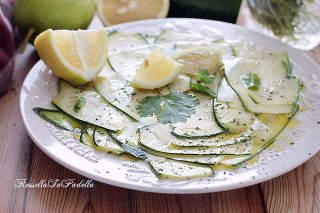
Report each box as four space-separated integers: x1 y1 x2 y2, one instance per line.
195 69 215 84
191 82 217 97
136 92 199 124
240 72 261 91
74 96 86 113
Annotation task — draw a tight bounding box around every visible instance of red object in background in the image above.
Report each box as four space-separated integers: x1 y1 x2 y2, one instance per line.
0 0 15 95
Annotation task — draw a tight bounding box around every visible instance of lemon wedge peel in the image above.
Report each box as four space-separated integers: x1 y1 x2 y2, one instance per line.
34 29 108 86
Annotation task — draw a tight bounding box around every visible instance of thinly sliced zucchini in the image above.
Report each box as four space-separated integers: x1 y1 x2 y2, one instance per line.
139 123 253 155
33 107 83 132
229 40 272 59
108 45 156 81
95 65 158 124
140 144 224 164
214 81 254 133
170 92 224 138
93 127 124 155
108 31 149 54
171 70 224 137
109 124 214 178
224 58 297 113
148 157 213 179
155 29 204 44
110 124 223 165
171 120 257 147
175 41 235 60
213 109 296 167
155 29 213 56
52 80 132 131
80 126 95 147
217 78 243 107
219 138 276 166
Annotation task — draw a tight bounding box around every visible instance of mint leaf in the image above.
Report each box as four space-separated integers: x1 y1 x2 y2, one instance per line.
195 69 215 84
136 92 199 124
240 72 260 91
74 96 86 113
191 82 217 97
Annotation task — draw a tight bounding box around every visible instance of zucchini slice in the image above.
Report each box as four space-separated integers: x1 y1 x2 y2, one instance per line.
93 127 124 155
108 31 149 54
170 92 224 138
214 79 254 133
95 66 158 124
33 107 83 132
224 58 298 113
52 80 132 131
110 125 233 165
230 40 272 59
80 126 95 147
139 123 253 155
108 45 156 81
107 32 153 81
148 157 213 179
109 124 214 178
155 29 204 44
170 69 224 138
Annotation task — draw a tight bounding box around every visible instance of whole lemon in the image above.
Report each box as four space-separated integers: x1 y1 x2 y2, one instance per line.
14 0 95 34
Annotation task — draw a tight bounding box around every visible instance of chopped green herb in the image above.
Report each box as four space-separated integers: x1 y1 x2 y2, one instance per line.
74 96 86 113
136 92 199 124
195 69 215 84
191 82 217 97
240 72 261 90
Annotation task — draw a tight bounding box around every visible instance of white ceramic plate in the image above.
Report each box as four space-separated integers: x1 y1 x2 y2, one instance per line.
20 18 320 194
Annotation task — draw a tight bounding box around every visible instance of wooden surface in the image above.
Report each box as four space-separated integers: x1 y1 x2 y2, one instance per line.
1 3 320 213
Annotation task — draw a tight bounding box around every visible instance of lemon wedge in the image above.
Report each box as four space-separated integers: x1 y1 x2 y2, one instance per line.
129 49 181 89
173 47 222 75
34 29 108 86
97 0 170 25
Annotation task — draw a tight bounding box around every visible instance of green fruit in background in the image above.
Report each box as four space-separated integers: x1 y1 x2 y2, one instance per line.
14 0 95 34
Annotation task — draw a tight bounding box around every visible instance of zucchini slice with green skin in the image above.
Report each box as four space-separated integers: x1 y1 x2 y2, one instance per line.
52 80 132 131
139 144 224 165
219 139 276 166
148 157 213 179
171 120 257 147
95 65 158 124
108 31 149 54
33 107 83 132
108 45 156 81
110 125 224 164
139 123 254 155
214 79 254 133
108 124 214 179
213 100 254 133
224 58 298 114
80 127 95 147
107 32 154 81
155 29 205 44
170 92 224 138
93 127 124 155
229 40 273 60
